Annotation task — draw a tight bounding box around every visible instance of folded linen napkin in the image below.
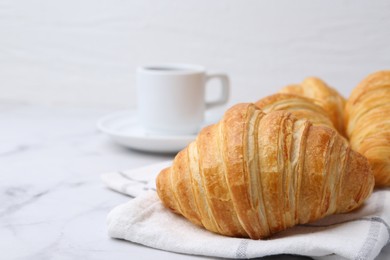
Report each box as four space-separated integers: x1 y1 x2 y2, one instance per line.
102 162 390 260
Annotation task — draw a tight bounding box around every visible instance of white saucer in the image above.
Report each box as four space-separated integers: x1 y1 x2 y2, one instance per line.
97 110 222 153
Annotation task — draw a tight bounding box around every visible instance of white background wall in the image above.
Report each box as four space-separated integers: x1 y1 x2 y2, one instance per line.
1 0 389 109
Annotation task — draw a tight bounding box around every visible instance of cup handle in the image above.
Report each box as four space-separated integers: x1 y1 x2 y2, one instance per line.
205 72 230 109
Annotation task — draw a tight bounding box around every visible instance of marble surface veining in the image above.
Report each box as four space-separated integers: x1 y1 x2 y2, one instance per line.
1 102 389 260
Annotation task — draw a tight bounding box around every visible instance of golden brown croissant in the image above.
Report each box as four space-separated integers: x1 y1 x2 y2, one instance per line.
345 70 390 187
255 93 336 131
156 103 374 239
279 77 346 136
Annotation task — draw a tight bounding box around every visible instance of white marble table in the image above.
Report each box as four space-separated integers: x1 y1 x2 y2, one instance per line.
1 102 389 260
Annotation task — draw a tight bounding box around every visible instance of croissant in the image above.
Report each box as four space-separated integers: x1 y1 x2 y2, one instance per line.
156 103 374 239
279 77 346 136
255 93 336 131
345 70 390 186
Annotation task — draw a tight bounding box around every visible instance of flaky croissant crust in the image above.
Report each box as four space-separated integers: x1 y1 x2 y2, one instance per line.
279 77 346 137
345 70 390 186
156 103 374 239
255 93 336 131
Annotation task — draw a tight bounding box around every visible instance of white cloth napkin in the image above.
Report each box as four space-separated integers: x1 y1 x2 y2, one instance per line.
102 162 390 260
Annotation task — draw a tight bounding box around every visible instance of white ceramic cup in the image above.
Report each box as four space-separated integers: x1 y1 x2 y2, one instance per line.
136 64 230 135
